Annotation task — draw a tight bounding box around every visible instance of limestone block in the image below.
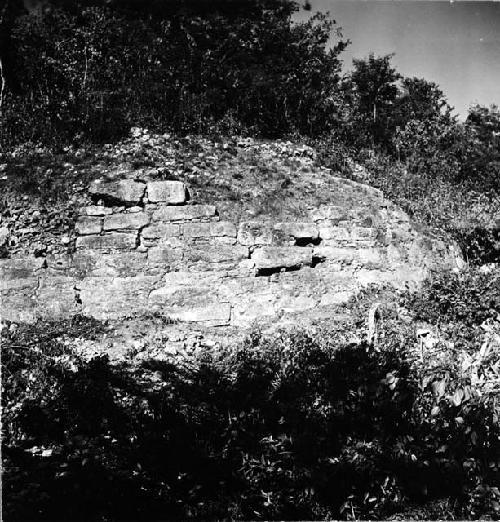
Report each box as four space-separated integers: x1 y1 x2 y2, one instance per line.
46 253 75 273
251 246 313 270
76 232 137 252
149 284 212 307
0 227 9 246
73 251 148 277
1 276 38 292
210 221 237 238
237 222 273 246
147 246 183 265
184 245 248 268
320 290 356 306
182 222 211 238
76 216 103 235
313 246 357 264
103 212 150 231
165 303 231 326
147 180 187 204
153 205 217 222
274 222 319 240
37 276 79 318
89 179 146 205
141 223 180 240
0 257 45 280
276 295 316 313
351 227 378 241
319 225 350 241
80 276 158 319
0 291 38 322
231 293 277 325
84 206 113 216
309 205 348 223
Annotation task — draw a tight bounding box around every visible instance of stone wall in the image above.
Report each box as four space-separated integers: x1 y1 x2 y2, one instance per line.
1 171 463 326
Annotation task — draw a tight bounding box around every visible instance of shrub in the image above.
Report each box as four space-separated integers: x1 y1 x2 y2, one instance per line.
2 307 499 520
1 1 347 149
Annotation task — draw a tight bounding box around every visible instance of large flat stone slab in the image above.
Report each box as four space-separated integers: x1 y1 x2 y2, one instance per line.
89 179 146 205
103 212 150 231
274 222 319 240
37 276 79 319
153 205 216 222
165 303 231 326
0 258 45 280
76 232 138 252
251 246 313 270
237 222 273 246
79 276 159 319
147 181 187 204
76 217 103 235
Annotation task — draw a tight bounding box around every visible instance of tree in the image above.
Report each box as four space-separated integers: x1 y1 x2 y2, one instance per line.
394 77 452 125
348 53 401 148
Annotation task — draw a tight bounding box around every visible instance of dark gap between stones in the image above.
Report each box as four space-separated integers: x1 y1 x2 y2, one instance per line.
294 237 322 247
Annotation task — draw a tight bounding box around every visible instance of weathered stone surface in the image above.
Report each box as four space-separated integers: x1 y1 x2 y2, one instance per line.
182 222 211 238
237 222 273 246
252 246 313 270
89 179 146 205
76 232 138 251
309 205 349 223
313 245 383 266
37 276 79 318
184 245 248 268
147 246 183 265
76 217 103 235
0 258 45 280
73 251 148 277
319 225 350 241
1 276 38 292
319 290 356 306
153 205 217 222
103 212 150 231
1 170 464 326
231 293 276 325
142 223 180 240
276 295 316 313
210 221 237 238
147 181 187 204
1 291 38 322
166 303 231 325
0 227 9 246
351 227 378 242
274 222 318 239
79 276 158 319
84 206 113 216
149 284 211 307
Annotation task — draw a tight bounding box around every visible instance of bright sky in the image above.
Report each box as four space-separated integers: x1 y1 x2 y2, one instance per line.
294 1 500 119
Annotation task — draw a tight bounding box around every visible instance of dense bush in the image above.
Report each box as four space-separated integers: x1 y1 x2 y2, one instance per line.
3 293 499 520
0 0 347 148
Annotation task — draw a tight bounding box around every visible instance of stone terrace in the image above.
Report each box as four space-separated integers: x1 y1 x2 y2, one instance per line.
0 165 463 327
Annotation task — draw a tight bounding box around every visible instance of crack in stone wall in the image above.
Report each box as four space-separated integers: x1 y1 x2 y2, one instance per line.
1 174 465 326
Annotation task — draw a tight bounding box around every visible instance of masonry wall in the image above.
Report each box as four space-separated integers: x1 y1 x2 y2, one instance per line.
0 173 463 326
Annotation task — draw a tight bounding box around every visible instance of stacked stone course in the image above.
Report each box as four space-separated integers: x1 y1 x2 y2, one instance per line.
1 172 463 326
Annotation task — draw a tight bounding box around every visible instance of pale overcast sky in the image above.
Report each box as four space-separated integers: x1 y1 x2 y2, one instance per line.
294 1 500 118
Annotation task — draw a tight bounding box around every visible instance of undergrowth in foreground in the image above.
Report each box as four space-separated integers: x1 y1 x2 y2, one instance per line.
2 269 499 521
